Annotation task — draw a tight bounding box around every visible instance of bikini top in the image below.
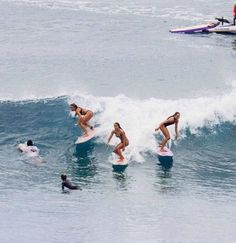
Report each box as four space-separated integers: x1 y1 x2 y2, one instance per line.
164 116 177 127
115 129 127 141
115 130 122 138
78 107 87 116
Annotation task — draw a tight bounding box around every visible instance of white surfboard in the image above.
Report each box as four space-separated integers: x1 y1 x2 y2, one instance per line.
75 128 97 144
157 147 173 157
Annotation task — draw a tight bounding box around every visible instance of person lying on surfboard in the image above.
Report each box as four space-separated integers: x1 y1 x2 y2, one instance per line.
70 103 93 137
61 174 81 191
107 122 129 163
155 112 180 152
18 140 39 155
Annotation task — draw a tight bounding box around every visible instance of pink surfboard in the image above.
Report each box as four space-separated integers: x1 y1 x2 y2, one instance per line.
75 128 97 144
112 158 128 165
157 147 173 157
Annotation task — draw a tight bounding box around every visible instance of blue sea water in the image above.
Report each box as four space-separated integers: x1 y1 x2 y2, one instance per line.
0 0 236 242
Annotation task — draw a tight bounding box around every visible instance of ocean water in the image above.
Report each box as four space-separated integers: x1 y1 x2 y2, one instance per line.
0 0 236 242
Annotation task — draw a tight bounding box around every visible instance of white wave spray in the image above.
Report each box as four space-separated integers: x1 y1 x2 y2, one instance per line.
68 83 236 162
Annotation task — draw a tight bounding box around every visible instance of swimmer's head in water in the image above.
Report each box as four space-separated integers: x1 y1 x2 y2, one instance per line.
61 174 67 181
27 140 33 146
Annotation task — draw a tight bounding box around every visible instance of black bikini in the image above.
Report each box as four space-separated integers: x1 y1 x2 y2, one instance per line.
79 107 87 116
163 116 176 127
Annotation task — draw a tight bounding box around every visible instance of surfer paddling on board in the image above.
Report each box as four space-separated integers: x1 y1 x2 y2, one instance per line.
18 140 39 154
107 122 129 162
61 174 81 191
70 103 94 137
155 112 180 152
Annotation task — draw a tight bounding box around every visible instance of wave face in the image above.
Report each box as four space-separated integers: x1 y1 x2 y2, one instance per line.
1 94 236 162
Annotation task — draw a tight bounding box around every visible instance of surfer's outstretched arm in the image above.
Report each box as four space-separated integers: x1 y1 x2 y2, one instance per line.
107 131 114 143
175 121 179 140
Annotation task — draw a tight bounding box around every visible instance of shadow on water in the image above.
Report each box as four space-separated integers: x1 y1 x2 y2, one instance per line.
155 166 177 195
75 141 95 161
232 39 236 51
155 154 173 182
157 156 173 171
112 164 128 173
65 141 98 182
149 146 182 195
112 170 129 191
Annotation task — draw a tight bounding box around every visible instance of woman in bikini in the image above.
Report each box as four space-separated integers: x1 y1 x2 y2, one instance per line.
108 122 129 162
155 112 180 152
70 103 93 137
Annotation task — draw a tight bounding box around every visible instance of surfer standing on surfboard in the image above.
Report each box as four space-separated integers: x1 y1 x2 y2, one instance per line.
107 122 129 162
70 103 93 137
155 112 180 152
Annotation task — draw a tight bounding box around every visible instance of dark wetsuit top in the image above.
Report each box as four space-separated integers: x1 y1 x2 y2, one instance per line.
163 116 177 127
62 179 79 190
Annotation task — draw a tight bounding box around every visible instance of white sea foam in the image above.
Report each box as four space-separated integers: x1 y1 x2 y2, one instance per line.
1 79 235 163
67 82 236 162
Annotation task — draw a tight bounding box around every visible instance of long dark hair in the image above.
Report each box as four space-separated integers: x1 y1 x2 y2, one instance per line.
70 103 78 109
114 122 122 129
167 112 180 120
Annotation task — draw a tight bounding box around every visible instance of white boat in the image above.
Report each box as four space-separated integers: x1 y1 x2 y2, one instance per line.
170 22 219 34
170 17 236 35
208 24 236 34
